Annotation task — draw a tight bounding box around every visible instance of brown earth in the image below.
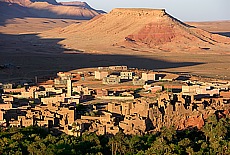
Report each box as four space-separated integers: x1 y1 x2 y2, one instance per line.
184 114 205 130
40 8 230 54
1 8 230 83
0 0 103 25
187 20 230 38
0 18 83 34
187 20 230 32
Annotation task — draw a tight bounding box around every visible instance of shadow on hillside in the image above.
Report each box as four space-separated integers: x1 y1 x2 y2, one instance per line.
0 33 204 83
214 32 230 38
0 1 94 26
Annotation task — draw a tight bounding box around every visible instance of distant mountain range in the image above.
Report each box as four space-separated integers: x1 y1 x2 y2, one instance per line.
0 0 105 23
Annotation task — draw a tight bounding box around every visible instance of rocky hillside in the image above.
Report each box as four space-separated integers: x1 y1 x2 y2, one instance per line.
60 1 105 14
44 8 230 53
0 0 104 22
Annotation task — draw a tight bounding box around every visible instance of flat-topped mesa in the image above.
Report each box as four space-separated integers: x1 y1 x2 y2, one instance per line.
43 7 230 52
110 8 166 17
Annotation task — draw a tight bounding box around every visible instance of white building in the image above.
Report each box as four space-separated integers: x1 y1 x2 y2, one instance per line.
95 71 109 80
120 72 134 80
142 73 155 81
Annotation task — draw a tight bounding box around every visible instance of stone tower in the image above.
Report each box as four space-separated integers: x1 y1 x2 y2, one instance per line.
67 78 72 97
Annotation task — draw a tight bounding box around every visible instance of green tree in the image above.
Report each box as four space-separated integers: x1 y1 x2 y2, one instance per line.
108 131 128 155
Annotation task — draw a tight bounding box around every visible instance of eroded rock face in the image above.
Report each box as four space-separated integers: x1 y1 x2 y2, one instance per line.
126 22 176 46
178 109 230 130
185 114 204 129
122 9 230 47
49 8 230 52
114 9 176 46
110 8 166 17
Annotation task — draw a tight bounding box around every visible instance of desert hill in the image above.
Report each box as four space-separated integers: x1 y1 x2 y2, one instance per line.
42 8 230 54
1 8 230 82
60 1 105 14
0 0 104 24
2 0 58 5
187 20 230 38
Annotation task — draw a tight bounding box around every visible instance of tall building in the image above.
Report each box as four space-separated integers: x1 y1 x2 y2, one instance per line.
67 78 72 97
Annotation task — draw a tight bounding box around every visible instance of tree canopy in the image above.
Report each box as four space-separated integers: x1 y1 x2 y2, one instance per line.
1 114 230 155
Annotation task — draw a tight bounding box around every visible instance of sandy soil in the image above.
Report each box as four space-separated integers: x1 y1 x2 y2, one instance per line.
0 18 84 34
39 9 230 55
187 21 230 32
187 20 230 38
0 12 230 83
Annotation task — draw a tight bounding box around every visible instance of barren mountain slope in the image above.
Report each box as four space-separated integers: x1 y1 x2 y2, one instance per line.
61 1 105 14
42 8 230 53
187 21 230 39
28 2 100 19
187 21 230 33
2 0 58 5
0 0 103 21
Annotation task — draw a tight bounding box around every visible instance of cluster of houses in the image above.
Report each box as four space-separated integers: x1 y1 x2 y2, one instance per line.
0 66 230 136
95 65 165 85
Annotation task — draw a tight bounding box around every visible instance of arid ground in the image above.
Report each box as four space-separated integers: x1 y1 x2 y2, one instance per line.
0 16 230 83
